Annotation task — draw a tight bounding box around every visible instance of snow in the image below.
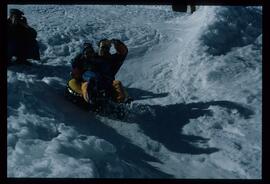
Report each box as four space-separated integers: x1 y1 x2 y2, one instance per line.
7 5 262 178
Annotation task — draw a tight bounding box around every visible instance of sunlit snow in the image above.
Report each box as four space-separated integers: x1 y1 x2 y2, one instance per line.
7 5 262 178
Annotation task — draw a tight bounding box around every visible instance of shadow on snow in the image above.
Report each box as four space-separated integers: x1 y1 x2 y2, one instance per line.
126 87 169 100
8 64 173 177
7 63 254 177
128 100 254 154
57 100 173 178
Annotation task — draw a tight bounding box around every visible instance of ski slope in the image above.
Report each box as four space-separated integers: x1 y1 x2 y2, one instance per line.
7 5 262 178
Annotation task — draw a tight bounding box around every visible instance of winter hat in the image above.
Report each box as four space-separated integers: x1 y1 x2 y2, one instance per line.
83 42 95 55
9 9 24 16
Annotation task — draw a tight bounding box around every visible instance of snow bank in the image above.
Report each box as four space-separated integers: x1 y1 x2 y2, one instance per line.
175 6 262 178
182 104 261 178
7 5 261 178
7 104 117 177
201 6 262 55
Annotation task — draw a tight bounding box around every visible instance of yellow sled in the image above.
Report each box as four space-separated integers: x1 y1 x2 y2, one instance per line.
66 78 131 105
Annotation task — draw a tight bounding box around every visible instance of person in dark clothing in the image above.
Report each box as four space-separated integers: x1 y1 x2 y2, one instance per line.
71 39 128 81
96 38 128 80
71 42 97 82
94 39 130 103
71 42 111 105
70 39 128 104
7 9 40 64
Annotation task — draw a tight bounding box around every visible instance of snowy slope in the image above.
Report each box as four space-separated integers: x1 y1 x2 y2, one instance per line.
7 5 262 178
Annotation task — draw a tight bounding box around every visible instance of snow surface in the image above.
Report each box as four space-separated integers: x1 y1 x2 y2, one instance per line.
7 5 262 178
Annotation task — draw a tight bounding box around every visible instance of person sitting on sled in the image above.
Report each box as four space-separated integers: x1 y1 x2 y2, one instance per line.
95 38 131 103
71 42 97 82
96 38 128 80
71 42 103 105
7 8 40 65
70 39 130 105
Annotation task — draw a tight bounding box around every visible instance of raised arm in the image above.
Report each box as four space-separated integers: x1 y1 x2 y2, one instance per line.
111 39 128 57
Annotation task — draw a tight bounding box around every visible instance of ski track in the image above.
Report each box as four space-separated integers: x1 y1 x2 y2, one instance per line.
7 5 262 178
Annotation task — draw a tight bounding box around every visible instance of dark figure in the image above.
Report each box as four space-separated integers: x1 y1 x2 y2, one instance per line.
71 39 128 81
70 39 128 105
7 9 40 64
71 42 97 82
96 38 128 80
71 42 111 105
